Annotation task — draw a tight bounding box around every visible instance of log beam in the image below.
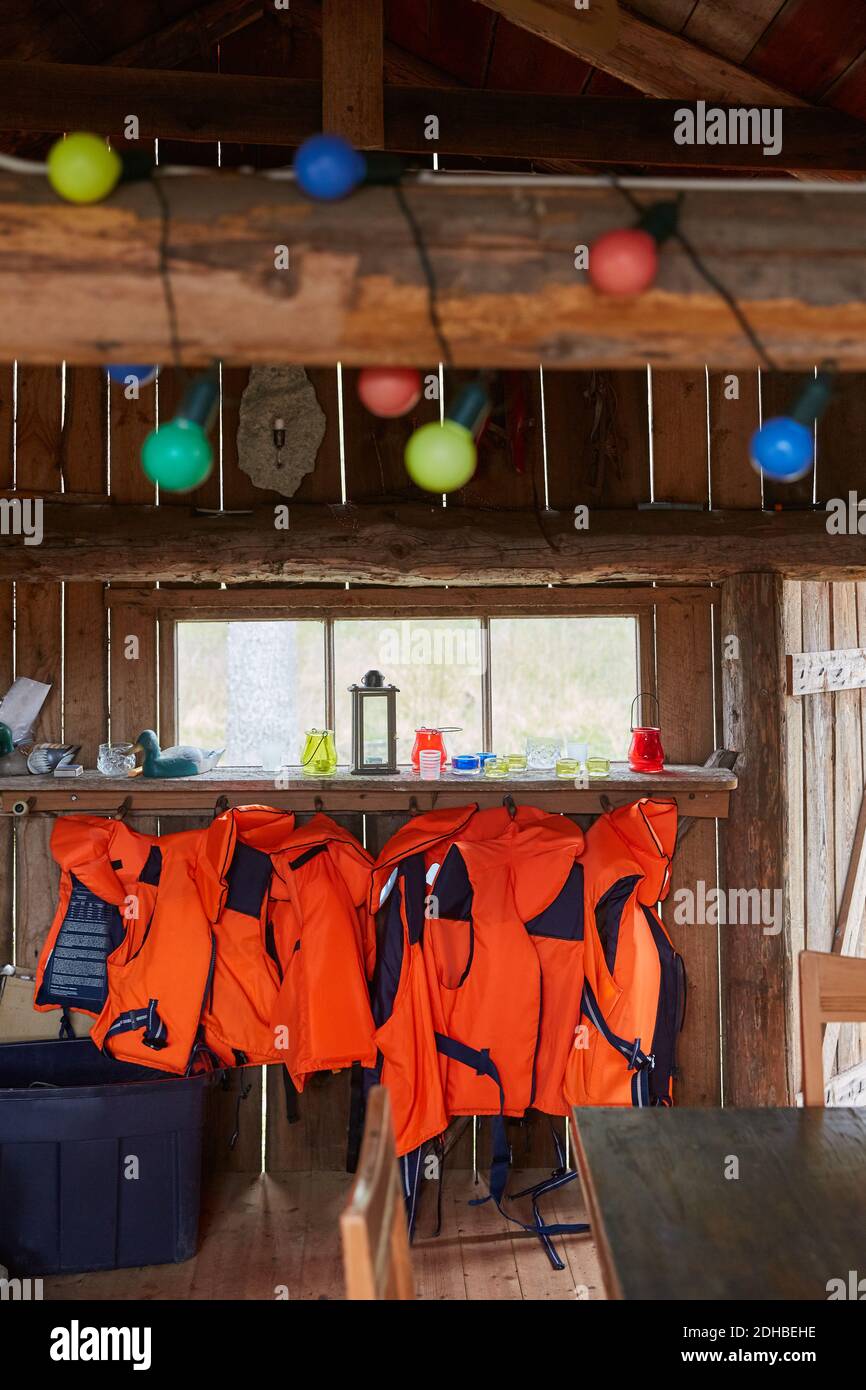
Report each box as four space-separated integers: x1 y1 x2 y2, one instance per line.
3 64 866 174
721 572 792 1105
4 504 866 585
4 173 866 368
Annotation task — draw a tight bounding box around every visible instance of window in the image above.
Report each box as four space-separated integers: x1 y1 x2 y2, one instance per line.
175 609 638 766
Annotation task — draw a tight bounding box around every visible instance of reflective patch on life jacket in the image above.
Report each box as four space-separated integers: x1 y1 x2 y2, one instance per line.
526 861 585 940
225 841 272 917
35 874 124 1012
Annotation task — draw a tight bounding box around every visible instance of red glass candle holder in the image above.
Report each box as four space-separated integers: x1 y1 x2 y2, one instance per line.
411 728 448 770
628 694 665 773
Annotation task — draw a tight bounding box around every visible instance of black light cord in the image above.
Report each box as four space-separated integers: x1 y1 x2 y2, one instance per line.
392 181 453 369
150 172 186 380
610 177 780 374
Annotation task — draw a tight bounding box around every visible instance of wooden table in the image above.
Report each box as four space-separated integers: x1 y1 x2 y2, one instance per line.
570 1106 866 1301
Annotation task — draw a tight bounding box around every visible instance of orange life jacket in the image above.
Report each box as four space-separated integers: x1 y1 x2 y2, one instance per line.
34 808 377 1084
564 798 685 1107
369 804 587 1158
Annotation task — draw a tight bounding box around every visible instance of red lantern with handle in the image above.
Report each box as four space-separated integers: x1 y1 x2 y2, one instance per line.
411 727 461 770
628 693 665 773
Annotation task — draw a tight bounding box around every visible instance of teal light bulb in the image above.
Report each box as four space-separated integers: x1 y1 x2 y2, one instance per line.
141 418 213 492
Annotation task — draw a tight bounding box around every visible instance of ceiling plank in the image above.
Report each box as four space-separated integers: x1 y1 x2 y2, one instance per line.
107 0 262 68
5 62 866 173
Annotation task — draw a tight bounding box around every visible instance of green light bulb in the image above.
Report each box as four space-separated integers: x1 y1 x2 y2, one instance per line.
404 420 477 493
141 419 213 492
47 133 122 205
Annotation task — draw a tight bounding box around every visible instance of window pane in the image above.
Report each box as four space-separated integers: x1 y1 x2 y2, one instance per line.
490 617 637 759
176 621 326 766
334 619 483 765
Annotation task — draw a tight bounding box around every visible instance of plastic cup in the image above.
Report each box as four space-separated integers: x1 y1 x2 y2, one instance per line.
419 750 442 781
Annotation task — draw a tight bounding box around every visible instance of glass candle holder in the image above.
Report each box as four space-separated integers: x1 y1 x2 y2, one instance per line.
556 757 579 779
526 735 560 770
97 742 136 777
483 756 509 778
506 754 527 772
300 729 338 777
586 756 610 778
452 754 481 774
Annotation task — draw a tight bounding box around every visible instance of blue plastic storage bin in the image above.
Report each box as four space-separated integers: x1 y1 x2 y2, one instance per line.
0 1038 209 1276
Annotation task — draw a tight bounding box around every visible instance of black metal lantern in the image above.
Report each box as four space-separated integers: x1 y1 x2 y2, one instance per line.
349 670 399 775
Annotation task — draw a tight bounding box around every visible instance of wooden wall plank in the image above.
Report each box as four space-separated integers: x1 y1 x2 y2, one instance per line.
321 0 383 148
534 369 603 511
815 372 866 503
62 366 108 769
782 581 805 1098
760 370 815 511
650 367 719 1106
801 582 836 952
599 371 650 507
721 572 791 1106
708 368 762 509
832 584 864 1079
0 363 13 963
14 365 63 971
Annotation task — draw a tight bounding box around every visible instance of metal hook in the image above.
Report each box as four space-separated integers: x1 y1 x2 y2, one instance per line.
114 796 132 822
503 793 517 819
599 793 614 814
408 796 420 818
313 796 324 813
212 795 229 821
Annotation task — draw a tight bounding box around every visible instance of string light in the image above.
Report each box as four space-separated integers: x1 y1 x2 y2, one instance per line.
404 375 490 493
141 370 218 492
357 368 422 418
46 133 121 204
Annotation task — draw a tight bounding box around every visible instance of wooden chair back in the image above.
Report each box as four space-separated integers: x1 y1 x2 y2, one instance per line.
799 950 866 1105
340 1085 415 1300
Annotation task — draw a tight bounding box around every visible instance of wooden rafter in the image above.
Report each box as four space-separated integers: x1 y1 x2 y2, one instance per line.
4 63 866 173
476 0 807 106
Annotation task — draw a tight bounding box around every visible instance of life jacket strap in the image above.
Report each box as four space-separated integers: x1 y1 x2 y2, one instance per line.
581 980 655 1095
433 1032 587 1270
105 998 167 1051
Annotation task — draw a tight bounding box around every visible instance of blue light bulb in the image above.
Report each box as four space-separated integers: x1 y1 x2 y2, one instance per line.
294 135 366 201
107 364 159 387
750 417 814 482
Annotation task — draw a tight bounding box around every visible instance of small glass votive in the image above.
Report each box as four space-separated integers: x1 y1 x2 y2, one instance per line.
556 757 579 779
566 740 588 768
483 756 509 778
506 753 527 771
586 756 610 778
452 753 481 774
97 742 136 777
419 750 442 781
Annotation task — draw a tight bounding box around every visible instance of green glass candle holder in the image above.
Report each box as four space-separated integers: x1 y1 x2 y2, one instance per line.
556 757 579 779
506 753 527 772
483 756 509 778
300 729 338 777
586 756 610 779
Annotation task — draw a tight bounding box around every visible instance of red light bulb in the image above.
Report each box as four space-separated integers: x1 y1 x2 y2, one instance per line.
358 368 423 418
589 227 659 297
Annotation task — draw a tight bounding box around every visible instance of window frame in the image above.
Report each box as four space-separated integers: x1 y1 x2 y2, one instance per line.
141 586 677 755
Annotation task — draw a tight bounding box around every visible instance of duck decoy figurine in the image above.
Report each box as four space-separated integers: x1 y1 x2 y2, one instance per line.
131 730 225 779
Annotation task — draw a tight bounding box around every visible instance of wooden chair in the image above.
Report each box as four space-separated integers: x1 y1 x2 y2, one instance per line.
799 950 866 1105
340 1085 415 1300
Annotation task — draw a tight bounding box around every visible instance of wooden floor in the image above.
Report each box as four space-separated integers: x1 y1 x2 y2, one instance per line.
46 1169 605 1301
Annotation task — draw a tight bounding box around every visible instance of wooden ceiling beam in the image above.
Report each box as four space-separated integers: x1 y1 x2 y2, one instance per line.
2 173 866 369
6 504 866 585
2 63 866 172
321 0 383 147
475 0 807 106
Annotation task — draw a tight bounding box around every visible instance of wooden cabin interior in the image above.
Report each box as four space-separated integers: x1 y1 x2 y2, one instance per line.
1 0 866 1322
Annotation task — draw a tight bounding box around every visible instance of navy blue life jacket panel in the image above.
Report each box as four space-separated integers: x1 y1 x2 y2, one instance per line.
595 874 640 974
526 861 585 940
225 841 272 918
35 873 125 1012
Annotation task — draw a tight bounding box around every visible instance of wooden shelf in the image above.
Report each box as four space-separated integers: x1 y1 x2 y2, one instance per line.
0 764 736 818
